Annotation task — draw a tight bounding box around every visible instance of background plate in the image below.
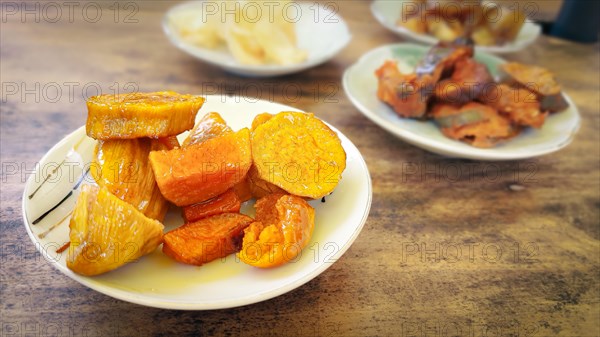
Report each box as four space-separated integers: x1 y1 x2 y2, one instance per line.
343 43 580 161
371 0 542 54
163 1 352 77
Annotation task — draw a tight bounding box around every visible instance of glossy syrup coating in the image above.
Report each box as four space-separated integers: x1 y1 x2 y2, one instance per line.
432 102 519 148
67 185 164 276
182 189 241 223
93 138 169 222
182 112 232 147
86 91 204 140
238 194 315 268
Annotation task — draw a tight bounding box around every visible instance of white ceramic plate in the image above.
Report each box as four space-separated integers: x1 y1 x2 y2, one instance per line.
370 0 541 54
163 1 352 77
22 95 372 310
343 43 581 161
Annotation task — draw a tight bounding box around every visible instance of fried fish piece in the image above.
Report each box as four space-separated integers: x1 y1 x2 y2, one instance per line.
432 102 519 148
86 91 204 140
479 84 547 128
376 60 432 118
499 63 562 97
67 185 164 276
499 62 569 113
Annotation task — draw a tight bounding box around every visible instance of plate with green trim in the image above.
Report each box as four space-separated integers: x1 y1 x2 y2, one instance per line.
342 43 580 161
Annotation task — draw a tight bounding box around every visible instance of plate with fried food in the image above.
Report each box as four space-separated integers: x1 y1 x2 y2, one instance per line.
163 1 351 77
343 43 580 160
22 92 372 309
371 0 541 54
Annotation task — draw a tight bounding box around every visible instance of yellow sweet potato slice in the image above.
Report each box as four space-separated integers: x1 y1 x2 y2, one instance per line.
182 112 232 147
248 113 284 198
67 185 164 276
251 112 346 199
149 128 252 206
92 138 169 222
86 91 204 140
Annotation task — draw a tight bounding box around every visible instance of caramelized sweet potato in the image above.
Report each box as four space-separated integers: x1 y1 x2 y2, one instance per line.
416 42 474 83
149 128 252 206
182 189 241 223
248 113 286 198
158 136 181 150
93 138 169 221
251 112 346 199
238 194 315 268
251 113 274 131
68 185 164 276
86 91 204 140
163 213 253 266
182 112 232 147
231 178 253 202
247 165 285 199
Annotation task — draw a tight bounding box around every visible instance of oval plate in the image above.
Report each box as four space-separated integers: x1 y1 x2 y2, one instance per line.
371 0 541 54
163 1 352 77
22 95 372 310
343 43 581 160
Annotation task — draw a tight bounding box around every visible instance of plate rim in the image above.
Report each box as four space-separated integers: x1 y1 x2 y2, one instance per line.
342 43 581 161
162 1 353 76
369 0 542 54
21 95 373 310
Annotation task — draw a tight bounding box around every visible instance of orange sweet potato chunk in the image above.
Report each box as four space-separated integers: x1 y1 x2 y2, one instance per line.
182 112 232 147
163 213 253 266
237 194 315 268
251 112 346 199
182 189 241 223
149 128 252 206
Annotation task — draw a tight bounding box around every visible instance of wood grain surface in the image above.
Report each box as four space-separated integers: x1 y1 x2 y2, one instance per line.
1 1 598 336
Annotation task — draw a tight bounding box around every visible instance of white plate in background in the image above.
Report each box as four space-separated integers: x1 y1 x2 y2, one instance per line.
371 0 541 54
163 1 352 77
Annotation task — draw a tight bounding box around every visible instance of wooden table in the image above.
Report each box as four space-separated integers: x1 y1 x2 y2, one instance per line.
1 1 598 336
